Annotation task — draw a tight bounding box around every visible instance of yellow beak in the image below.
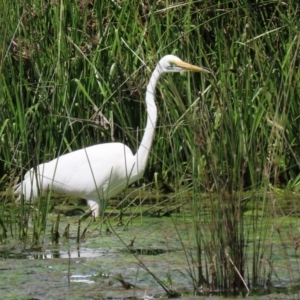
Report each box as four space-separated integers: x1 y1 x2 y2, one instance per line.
175 60 213 74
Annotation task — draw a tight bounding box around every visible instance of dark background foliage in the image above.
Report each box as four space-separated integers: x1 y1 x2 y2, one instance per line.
1 0 300 192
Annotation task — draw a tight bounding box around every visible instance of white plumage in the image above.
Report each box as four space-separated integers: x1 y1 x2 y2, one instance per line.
14 55 212 217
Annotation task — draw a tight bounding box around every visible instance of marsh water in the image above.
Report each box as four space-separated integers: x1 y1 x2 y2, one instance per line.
0 193 300 299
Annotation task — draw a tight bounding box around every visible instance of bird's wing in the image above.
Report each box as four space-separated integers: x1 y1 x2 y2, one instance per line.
40 142 136 199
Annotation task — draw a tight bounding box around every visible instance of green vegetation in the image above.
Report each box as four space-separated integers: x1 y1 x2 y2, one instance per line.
1 0 300 295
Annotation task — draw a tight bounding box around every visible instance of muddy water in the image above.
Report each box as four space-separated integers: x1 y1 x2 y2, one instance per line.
1 196 300 299
0 211 199 299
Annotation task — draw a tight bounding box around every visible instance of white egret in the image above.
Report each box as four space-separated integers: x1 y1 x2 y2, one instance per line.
14 55 212 217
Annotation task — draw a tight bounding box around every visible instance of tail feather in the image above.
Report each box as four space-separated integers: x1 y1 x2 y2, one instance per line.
14 166 48 201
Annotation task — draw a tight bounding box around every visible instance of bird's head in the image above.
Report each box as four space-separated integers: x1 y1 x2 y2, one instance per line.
158 54 213 74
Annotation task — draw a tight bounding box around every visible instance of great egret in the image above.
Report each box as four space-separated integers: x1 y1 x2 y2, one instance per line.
14 55 212 217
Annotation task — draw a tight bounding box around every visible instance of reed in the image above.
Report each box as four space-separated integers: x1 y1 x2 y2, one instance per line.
1 0 300 293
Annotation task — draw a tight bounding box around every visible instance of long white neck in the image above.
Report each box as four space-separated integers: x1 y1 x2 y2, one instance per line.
134 65 161 178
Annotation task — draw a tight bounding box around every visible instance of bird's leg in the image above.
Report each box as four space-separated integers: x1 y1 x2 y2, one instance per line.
87 200 100 218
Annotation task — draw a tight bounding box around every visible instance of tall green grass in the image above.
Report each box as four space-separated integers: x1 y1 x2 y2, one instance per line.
1 0 300 293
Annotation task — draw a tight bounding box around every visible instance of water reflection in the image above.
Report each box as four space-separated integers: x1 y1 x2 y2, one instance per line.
0 247 111 259
70 274 95 284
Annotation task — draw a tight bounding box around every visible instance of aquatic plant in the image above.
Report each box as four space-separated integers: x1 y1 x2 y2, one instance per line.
0 0 300 295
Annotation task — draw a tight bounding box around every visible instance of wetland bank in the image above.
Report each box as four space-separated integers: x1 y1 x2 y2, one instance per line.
2 0 300 299
1 191 300 299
